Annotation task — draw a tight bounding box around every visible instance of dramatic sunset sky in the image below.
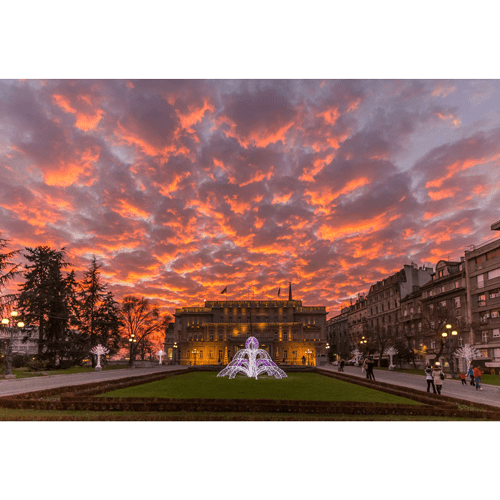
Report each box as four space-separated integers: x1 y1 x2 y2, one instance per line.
1 79 500 317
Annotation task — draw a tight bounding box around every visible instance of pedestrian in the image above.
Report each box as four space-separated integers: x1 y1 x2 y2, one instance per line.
340 359 345 372
432 362 444 394
473 365 483 391
459 372 467 385
366 356 376 381
467 364 475 386
302 355 306 365
425 364 437 393
362 357 369 378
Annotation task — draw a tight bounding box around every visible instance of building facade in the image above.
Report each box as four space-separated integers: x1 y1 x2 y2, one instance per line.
419 259 468 370
327 306 349 360
464 221 500 369
366 264 434 344
172 299 328 366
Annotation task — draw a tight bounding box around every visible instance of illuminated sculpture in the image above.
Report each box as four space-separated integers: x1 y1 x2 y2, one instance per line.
454 344 482 371
351 349 362 366
90 344 109 371
386 346 398 370
157 349 166 364
217 337 287 380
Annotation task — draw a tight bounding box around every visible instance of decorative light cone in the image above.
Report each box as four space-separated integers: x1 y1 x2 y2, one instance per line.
217 337 287 380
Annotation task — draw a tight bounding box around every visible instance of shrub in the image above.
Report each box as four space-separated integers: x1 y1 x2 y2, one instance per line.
26 357 50 372
13 354 29 368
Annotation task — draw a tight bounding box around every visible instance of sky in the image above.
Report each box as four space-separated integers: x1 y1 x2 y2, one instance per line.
1 79 500 318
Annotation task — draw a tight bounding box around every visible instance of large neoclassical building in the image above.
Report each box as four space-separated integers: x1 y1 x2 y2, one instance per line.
166 298 328 366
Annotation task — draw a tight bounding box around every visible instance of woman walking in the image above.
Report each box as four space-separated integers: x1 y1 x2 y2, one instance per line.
467 364 475 386
473 365 483 391
425 364 436 393
432 362 444 395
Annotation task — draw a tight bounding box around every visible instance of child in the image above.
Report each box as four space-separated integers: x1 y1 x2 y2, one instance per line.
459 372 467 385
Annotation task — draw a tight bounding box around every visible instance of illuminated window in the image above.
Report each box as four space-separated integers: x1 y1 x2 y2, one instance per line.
478 294 486 306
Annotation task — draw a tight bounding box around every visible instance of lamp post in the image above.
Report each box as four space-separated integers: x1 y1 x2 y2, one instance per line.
1 311 25 377
173 342 178 364
305 349 312 366
359 336 367 354
192 348 199 366
441 323 458 379
128 333 137 368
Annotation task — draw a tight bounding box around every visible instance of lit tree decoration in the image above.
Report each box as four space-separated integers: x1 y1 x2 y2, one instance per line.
454 344 482 370
157 349 166 364
90 344 109 371
217 337 287 380
386 346 398 369
351 349 362 366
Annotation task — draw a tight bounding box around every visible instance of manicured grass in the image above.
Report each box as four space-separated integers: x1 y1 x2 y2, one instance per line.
99 371 421 405
0 364 129 378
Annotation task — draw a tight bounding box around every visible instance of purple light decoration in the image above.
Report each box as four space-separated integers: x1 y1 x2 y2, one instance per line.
217 336 287 380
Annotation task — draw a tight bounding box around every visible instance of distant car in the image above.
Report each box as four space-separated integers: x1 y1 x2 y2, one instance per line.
332 361 339 366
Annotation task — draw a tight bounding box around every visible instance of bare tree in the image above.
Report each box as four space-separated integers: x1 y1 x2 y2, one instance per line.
119 295 172 367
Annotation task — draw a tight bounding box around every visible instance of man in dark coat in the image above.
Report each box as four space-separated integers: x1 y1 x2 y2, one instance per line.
366 356 376 381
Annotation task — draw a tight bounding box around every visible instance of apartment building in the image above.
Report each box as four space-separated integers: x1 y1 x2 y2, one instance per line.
419 259 468 369
464 221 500 369
327 306 350 360
366 264 434 343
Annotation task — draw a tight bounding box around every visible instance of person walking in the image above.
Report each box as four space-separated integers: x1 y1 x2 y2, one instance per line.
366 356 376 381
425 364 437 393
340 359 345 372
467 364 475 386
459 372 467 385
362 357 369 378
432 362 444 395
473 365 483 391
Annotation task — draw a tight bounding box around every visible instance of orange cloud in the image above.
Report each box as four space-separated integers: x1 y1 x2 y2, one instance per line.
52 93 104 132
425 150 500 189
427 187 460 200
317 107 340 126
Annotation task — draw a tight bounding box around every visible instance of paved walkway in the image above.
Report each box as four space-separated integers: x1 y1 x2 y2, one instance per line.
0 365 188 397
321 364 500 408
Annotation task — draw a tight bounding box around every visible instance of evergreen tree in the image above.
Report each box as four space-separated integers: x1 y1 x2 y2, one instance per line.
94 291 123 359
78 256 107 366
0 235 21 312
17 246 79 366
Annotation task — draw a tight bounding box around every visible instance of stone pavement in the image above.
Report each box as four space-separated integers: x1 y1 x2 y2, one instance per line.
0 365 188 397
321 364 500 408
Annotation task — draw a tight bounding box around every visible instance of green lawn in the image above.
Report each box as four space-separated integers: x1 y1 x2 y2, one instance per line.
99 372 421 405
0 364 129 378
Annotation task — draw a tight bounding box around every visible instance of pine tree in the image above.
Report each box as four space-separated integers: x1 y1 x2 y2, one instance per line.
0 236 21 312
17 246 78 366
94 291 123 359
78 256 107 367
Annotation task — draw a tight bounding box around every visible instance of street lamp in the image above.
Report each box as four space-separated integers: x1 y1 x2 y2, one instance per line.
192 348 199 366
441 324 458 379
173 342 178 365
1 311 25 377
359 336 367 352
305 349 312 366
128 333 137 367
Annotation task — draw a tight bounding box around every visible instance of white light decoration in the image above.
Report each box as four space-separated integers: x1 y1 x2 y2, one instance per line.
454 344 482 370
351 349 362 366
386 346 398 369
217 337 287 380
90 344 109 370
157 349 166 364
